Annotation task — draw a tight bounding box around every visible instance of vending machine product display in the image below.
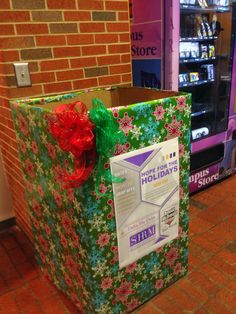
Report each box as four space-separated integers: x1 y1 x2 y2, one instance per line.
177 0 236 192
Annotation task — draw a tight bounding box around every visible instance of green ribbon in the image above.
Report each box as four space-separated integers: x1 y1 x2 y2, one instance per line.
89 98 126 193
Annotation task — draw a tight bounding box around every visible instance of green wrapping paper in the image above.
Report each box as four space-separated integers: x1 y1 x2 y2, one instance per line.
11 87 191 313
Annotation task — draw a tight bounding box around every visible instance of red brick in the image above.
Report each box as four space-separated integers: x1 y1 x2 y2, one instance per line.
152 293 183 314
56 69 83 81
53 47 81 58
16 24 48 35
202 299 233 314
44 81 72 94
0 24 15 35
1 141 19 161
40 59 69 71
9 85 43 99
70 56 97 68
0 50 19 63
0 75 7 86
189 241 213 263
110 64 131 74
47 0 76 9
188 253 204 269
29 277 54 301
0 234 18 250
0 12 30 22
0 126 17 140
201 263 229 286
189 270 221 295
64 11 91 21
0 86 9 98
8 247 26 265
197 205 235 224
0 292 19 313
3 272 25 291
192 236 219 253
177 279 208 304
31 72 55 84
136 302 161 314
216 289 236 309
215 219 236 235
95 33 119 43
12 0 45 9
119 33 130 42
78 0 104 10
0 276 9 296
1 0 10 9
14 286 38 309
97 54 120 65
203 229 232 247
105 1 128 11
121 53 131 63
107 22 130 32
73 78 98 90
0 63 8 75
122 73 132 83
80 22 105 33
216 250 236 265
41 296 70 314
1 155 22 176
118 12 129 20
0 104 12 119
98 74 121 86
67 34 94 45
194 309 209 314
82 45 106 56
36 35 66 46
226 281 236 293
220 261 236 277
189 217 215 236
0 37 35 49
165 285 200 312
108 44 130 54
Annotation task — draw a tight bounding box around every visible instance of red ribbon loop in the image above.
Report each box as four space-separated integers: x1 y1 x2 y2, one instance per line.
49 101 96 188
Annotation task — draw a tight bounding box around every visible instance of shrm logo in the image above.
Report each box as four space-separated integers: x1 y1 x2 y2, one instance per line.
129 225 156 247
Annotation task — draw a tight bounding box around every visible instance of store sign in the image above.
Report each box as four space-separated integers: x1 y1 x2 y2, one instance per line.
131 22 161 60
110 138 180 268
189 163 219 193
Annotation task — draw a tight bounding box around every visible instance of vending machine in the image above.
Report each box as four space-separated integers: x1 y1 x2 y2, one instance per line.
131 0 236 193
176 0 236 192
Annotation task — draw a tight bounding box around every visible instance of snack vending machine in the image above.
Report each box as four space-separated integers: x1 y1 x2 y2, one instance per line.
131 0 236 193
175 0 236 192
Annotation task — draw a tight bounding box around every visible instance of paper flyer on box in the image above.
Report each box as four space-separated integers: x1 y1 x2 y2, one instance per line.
110 138 180 268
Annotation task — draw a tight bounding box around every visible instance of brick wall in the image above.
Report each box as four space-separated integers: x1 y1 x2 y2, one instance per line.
0 0 132 239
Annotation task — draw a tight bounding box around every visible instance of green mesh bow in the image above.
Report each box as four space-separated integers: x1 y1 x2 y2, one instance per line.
89 98 126 193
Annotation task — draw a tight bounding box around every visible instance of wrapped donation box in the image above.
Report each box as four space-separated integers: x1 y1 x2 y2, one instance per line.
11 87 191 313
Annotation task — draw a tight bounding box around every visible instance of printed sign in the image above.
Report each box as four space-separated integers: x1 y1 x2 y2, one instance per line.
110 138 180 268
189 163 219 193
131 22 162 60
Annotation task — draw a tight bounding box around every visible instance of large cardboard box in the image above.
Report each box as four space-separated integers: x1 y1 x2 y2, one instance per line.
11 87 191 313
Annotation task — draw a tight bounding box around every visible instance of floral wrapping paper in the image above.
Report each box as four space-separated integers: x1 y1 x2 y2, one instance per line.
11 87 191 314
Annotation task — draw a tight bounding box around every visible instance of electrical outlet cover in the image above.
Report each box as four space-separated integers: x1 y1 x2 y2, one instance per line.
13 63 32 87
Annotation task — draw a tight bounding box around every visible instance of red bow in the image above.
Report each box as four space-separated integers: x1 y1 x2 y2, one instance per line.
49 101 96 188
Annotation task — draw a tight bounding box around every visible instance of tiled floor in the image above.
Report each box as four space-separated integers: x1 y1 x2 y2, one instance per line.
0 175 236 314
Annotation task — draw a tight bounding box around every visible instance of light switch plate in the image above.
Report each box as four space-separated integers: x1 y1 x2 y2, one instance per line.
13 62 32 87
